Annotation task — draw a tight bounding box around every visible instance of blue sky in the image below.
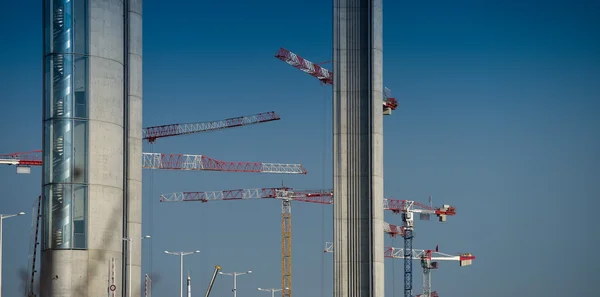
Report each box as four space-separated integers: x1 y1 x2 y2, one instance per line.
1 0 599 296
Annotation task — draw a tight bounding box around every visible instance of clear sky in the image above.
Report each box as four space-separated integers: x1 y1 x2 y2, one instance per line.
1 0 599 296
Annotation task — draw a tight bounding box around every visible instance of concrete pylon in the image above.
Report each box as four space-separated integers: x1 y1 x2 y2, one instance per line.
332 0 385 297
40 0 143 296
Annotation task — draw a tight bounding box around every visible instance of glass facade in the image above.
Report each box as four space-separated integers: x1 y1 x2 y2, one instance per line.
43 0 89 250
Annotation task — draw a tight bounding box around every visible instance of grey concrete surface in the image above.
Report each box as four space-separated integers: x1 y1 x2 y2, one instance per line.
332 0 385 296
41 1 142 296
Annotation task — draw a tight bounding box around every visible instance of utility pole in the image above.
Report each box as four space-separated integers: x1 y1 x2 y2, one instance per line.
122 235 150 297
258 287 288 297
219 270 252 297
0 211 25 297
164 250 200 297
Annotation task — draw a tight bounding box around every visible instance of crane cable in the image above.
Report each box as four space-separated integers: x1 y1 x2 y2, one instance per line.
148 143 155 281
320 84 329 297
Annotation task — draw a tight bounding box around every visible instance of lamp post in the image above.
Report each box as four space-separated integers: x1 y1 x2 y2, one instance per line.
219 270 252 297
0 211 25 297
122 235 151 297
164 250 200 297
258 287 288 297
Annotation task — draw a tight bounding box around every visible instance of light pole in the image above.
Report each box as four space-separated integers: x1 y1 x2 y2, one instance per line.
0 211 25 297
258 287 288 297
219 270 252 297
164 250 200 297
122 235 151 297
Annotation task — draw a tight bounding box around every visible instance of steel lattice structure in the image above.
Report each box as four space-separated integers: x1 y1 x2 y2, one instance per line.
325 242 475 297
1 152 307 174
274 47 399 115
141 153 307 174
160 187 407 297
142 111 280 143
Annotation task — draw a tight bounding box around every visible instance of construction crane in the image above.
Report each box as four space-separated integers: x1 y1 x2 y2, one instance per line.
324 242 475 297
0 150 42 174
1 111 284 173
160 187 407 297
0 151 307 174
274 47 399 115
383 199 457 297
204 265 222 297
143 111 280 143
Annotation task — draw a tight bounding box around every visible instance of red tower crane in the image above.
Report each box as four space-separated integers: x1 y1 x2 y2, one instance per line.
1 111 308 174
325 242 475 297
274 47 399 115
160 188 416 297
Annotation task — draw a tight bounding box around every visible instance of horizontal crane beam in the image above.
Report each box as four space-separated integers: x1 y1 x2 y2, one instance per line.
142 111 281 143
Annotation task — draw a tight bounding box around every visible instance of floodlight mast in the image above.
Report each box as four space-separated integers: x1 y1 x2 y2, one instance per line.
219 270 253 297
165 250 201 297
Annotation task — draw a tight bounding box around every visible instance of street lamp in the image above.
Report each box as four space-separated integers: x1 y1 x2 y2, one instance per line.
164 250 200 297
219 270 252 297
0 211 25 297
122 235 151 297
258 287 289 297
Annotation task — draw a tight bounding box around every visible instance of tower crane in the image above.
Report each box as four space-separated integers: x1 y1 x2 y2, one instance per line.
0 152 307 174
1 111 286 173
274 47 399 115
383 199 457 297
324 242 475 297
160 187 407 297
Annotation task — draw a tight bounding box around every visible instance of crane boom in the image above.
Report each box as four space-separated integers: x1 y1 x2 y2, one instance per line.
1 152 307 174
325 242 475 297
143 111 281 143
204 265 222 297
0 150 42 166
159 186 405 297
142 153 307 174
274 47 399 114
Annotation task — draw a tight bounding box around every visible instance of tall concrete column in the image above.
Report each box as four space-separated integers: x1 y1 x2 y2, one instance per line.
40 0 142 296
126 0 144 296
332 0 384 297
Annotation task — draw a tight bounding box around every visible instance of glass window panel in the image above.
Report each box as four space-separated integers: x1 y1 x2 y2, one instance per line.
74 55 88 119
73 120 88 183
43 121 52 183
42 187 51 250
43 184 87 250
73 0 87 55
72 185 87 249
44 56 53 120
43 0 52 54
48 119 74 184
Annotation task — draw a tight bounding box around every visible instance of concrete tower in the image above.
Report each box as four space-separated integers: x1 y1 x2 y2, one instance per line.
40 0 143 296
332 0 385 297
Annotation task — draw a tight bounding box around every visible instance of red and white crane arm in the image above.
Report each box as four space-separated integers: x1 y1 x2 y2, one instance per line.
142 111 281 143
385 247 475 265
1 151 307 174
324 242 475 265
142 153 307 174
160 187 403 236
0 150 42 166
274 47 399 113
160 187 332 203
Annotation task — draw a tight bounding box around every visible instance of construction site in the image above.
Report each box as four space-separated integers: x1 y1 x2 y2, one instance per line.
0 1 478 297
